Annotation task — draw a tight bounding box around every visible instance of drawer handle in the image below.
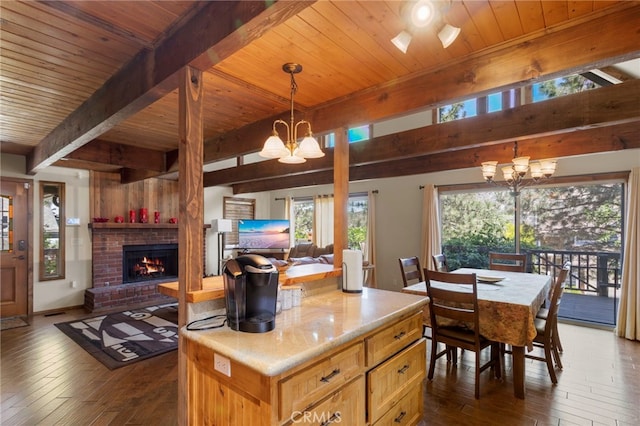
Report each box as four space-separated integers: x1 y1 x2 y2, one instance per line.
394 411 407 423
397 364 410 374
394 330 406 340
320 368 341 383
320 412 341 426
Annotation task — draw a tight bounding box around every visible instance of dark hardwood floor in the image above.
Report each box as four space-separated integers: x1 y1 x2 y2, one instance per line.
2 309 638 425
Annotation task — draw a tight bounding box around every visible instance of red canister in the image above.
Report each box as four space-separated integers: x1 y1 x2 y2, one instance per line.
129 210 136 223
139 208 148 223
154 211 160 223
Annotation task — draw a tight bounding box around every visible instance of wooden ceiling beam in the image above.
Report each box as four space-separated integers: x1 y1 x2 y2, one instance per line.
202 5 640 159
230 122 640 194
204 80 640 187
26 0 317 174
64 140 166 172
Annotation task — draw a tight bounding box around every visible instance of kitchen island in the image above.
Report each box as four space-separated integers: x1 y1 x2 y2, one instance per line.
183 286 428 425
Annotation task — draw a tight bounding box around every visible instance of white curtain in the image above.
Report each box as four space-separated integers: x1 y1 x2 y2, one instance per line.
314 194 334 248
364 191 377 288
420 184 442 273
284 196 294 247
616 167 640 341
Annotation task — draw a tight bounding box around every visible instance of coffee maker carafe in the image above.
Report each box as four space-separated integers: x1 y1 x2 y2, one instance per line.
223 254 279 333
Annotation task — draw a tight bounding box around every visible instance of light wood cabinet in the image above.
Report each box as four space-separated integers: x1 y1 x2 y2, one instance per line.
279 342 364 422
367 339 426 424
286 376 366 425
184 293 427 425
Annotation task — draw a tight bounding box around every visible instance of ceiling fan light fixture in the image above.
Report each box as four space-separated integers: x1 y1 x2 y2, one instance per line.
438 23 460 48
391 30 412 53
410 0 435 28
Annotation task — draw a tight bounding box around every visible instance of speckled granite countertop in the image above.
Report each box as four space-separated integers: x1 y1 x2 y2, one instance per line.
182 287 427 376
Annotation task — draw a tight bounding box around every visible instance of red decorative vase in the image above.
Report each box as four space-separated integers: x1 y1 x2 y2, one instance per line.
129 210 136 223
139 208 148 223
154 211 160 224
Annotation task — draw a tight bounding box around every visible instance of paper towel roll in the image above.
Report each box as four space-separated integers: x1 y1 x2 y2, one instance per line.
342 249 363 293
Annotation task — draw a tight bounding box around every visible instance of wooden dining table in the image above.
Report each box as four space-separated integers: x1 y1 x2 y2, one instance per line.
402 267 551 399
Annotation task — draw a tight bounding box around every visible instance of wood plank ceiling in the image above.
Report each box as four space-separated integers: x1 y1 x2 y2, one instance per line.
1 1 639 193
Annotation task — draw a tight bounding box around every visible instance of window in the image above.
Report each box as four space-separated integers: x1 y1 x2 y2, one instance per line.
347 194 368 250
487 92 502 113
291 194 369 250
40 181 65 280
292 198 313 243
1 194 13 251
222 197 255 248
438 98 476 123
439 179 624 326
347 125 370 143
323 124 372 148
532 74 599 102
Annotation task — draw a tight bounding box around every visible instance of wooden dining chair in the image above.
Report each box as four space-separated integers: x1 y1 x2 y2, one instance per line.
524 263 570 384
488 252 527 272
431 253 449 272
398 256 423 287
535 261 571 354
424 269 502 399
398 256 433 340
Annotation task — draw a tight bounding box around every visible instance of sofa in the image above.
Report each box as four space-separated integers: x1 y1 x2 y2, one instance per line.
269 242 334 268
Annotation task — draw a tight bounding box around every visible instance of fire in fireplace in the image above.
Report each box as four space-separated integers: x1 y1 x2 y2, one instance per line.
123 244 178 284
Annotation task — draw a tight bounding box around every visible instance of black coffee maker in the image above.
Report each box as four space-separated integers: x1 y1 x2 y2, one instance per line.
223 254 279 333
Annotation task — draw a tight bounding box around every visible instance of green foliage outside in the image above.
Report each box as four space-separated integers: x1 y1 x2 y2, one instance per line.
441 184 622 270
348 197 368 250
439 102 466 122
293 200 313 242
293 197 368 250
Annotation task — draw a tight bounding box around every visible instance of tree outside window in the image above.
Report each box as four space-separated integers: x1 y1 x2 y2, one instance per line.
292 195 368 250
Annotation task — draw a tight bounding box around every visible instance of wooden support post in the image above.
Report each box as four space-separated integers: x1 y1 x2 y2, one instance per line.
334 128 349 270
177 65 204 425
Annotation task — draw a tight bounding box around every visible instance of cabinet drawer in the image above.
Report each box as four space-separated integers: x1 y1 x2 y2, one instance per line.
372 384 423 426
366 312 423 367
367 339 426 423
279 342 364 422
286 375 365 426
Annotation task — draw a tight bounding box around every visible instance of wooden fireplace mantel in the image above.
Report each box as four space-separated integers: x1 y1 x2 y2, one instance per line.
88 223 211 229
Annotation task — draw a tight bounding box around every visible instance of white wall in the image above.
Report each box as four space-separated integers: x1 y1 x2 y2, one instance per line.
1 154 92 312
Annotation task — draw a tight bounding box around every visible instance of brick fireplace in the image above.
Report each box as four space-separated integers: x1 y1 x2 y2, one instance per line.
86 224 207 312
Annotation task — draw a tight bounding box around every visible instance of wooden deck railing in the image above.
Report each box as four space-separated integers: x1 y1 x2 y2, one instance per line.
525 249 621 297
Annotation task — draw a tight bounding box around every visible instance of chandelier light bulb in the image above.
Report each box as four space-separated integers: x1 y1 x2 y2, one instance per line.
540 159 558 177
259 134 288 159
481 161 498 181
502 166 515 182
529 161 543 179
512 156 530 176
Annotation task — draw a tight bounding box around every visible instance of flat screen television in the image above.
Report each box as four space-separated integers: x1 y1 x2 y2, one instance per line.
238 219 291 250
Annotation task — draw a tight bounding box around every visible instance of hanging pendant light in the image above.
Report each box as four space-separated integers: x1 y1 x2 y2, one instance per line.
481 141 557 194
259 63 324 164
